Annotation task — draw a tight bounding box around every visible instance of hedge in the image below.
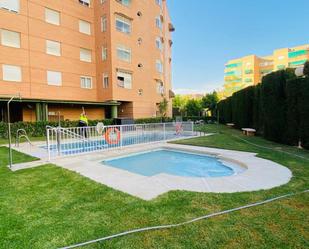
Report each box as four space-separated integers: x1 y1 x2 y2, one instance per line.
218 69 309 149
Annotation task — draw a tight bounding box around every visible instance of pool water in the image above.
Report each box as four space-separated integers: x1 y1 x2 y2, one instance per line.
103 149 245 177
43 132 190 155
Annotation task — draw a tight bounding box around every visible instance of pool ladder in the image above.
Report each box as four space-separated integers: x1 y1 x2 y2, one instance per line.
15 129 33 147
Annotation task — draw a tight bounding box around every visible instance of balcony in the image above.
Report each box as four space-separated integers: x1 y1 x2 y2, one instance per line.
288 49 308 58
289 59 307 67
245 69 253 74
225 62 242 69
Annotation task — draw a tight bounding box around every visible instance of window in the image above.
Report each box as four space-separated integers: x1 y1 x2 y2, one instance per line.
47 71 62 86
156 80 164 94
103 73 109 88
80 48 92 62
45 8 60 25
79 0 90 7
156 60 163 73
117 45 131 62
102 47 107 61
278 55 285 60
80 76 92 89
79 20 91 35
116 15 131 34
155 0 162 7
117 71 132 89
100 0 106 3
0 0 19 13
155 16 162 29
46 40 61 56
1 29 20 48
116 0 131 6
155 37 163 51
2 64 21 82
101 16 107 32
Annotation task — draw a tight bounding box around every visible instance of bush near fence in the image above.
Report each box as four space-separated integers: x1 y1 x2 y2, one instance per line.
217 69 309 149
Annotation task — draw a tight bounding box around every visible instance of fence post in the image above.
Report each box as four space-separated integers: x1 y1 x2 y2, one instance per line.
120 125 123 148
47 129 51 161
191 121 194 136
56 127 61 156
163 123 166 140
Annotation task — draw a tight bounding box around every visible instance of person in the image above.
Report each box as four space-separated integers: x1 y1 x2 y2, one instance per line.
79 111 88 138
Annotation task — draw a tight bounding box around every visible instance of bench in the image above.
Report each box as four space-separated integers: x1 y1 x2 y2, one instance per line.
242 128 256 136
226 123 235 128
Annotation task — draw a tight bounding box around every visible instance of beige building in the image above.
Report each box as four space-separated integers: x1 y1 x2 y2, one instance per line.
0 0 174 122
221 44 309 97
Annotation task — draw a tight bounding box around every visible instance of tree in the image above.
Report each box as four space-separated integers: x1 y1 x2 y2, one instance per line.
304 61 309 77
186 99 202 116
201 91 219 116
172 95 189 116
158 98 168 117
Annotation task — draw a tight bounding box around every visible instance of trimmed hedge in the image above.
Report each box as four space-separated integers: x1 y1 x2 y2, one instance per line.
0 119 114 139
218 69 309 149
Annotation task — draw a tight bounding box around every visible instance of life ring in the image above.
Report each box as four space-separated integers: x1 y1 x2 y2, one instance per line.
105 127 121 145
175 123 183 135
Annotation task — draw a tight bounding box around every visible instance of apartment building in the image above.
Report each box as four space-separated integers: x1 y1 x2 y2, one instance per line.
221 44 309 97
0 0 174 122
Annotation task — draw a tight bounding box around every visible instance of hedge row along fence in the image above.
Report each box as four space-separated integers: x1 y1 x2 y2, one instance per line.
218 69 309 149
0 117 174 139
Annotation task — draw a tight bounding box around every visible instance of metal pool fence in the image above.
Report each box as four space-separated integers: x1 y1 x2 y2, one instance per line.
46 122 195 160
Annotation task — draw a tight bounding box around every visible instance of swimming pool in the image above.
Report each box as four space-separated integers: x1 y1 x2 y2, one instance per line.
103 149 246 177
43 132 193 156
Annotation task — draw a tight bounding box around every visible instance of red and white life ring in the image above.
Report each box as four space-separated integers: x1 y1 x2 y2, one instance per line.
105 127 121 145
175 123 183 135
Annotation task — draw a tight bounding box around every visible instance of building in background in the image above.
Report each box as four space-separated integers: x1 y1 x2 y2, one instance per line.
0 0 174 122
221 44 309 98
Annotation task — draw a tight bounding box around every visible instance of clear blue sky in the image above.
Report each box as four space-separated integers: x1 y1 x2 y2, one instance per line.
167 0 309 94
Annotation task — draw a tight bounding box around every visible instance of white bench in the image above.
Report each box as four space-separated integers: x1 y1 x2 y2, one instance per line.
242 128 256 136
226 123 235 128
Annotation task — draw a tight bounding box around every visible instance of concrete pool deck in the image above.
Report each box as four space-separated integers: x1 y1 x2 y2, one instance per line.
10 141 292 200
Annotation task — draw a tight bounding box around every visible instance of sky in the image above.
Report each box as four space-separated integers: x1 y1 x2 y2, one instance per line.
167 0 309 95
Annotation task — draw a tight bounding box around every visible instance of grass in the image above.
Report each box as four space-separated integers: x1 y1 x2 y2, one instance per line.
0 124 308 248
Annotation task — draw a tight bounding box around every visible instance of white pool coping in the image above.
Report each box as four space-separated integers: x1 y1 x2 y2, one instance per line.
10 141 291 200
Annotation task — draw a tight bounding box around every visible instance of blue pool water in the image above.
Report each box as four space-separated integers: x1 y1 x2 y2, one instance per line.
43 132 189 155
103 150 245 177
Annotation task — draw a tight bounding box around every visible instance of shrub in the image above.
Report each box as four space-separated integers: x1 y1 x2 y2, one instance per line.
261 70 288 143
299 77 309 149
217 68 309 149
304 60 309 77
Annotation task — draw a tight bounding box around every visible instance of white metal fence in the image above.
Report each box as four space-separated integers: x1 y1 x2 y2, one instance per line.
45 122 195 160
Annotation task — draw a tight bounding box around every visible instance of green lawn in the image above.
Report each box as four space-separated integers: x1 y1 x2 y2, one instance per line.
0 124 308 249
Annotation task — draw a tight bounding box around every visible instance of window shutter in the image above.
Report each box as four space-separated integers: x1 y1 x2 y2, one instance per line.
1 29 20 48
47 71 62 86
0 0 19 12
79 20 91 35
80 48 92 62
2 65 22 82
45 8 60 25
46 40 61 56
